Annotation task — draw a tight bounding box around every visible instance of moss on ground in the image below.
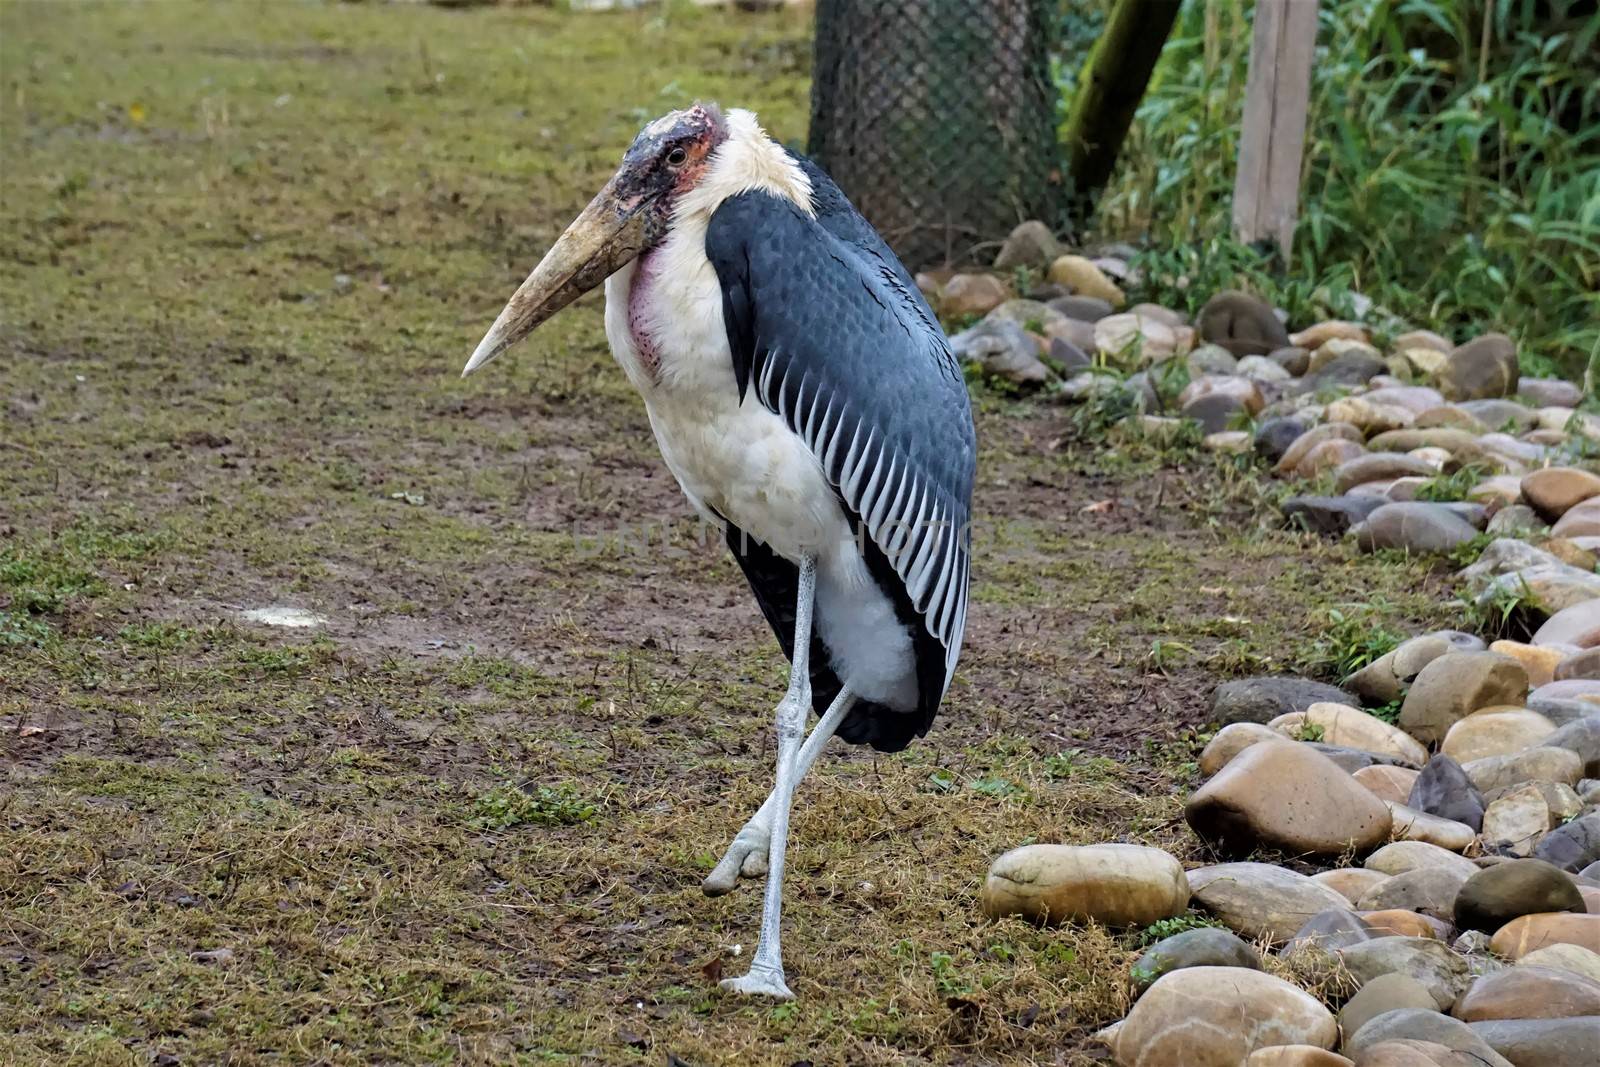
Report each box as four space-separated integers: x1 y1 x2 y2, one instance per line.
4 3 1468 1064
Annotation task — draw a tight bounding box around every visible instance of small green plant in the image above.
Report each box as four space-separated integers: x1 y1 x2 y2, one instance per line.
928 951 971 997
1147 638 1195 670
1457 576 1540 641
0 610 54 647
1293 722 1326 743
1067 378 1143 438
1413 465 1489 503
1308 607 1404 679
1042 748 1121 782
469 782 597 830
235 646 312 674
118 621 193 650
1134 914 1227 947
1147 357 1191 409
1011 264 1039 296
968 775 1023 799
1445 532 1498 569
1367 699 1403 726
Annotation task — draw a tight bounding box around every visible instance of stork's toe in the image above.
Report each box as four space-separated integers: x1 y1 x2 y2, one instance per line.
719 967 794 1000
702 821 770 896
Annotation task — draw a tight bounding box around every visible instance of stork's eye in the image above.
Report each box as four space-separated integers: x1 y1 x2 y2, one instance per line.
665 145 689 167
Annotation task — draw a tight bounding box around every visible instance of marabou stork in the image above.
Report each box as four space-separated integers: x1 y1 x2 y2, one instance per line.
461 105 975 999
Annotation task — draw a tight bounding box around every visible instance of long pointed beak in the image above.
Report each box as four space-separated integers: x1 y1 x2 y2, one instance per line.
462 175 650 378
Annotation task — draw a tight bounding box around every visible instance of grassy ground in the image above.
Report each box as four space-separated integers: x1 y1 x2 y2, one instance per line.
3 3 1462 1064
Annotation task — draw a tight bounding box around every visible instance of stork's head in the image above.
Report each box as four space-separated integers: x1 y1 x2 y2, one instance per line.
461 103 728 377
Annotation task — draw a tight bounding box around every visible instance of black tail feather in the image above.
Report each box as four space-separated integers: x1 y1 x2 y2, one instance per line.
721 521 933 753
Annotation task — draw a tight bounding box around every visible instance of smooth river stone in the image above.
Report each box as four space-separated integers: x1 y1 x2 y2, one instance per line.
1187 862 1353 943
1517 943 1600 983
1385 803 1476 851
1489 913 1600 959
1455 860 1587 934
1440 709 1557 763
1114 966 1337 1067
1469 475 1525 506
1245 1047 1353 1067
1395 328 1453 353
1130 926 1262 993
1529 591 1600 652
1291 320 1367 349
1489 641 1568 688
1282 908 1376 956
1199 721 1282 775
1532 811 1600 874
1334 454 1439 494
1312 744 1420 773
1400 652 1530 745
1282 494 1387 537
1459 538 1573 586
1269 703 1429 765
1452 964 1600 1021
1468 1016 1600 1067
1212 677 1359 725
1540 718 1600 780
1551 498 1600 538
1346 632 1484 705
1356 867 1472 921
1326 397 1416 435
1187 740 1394 857
1471 564 1600 617
1518 378 1584 408
1345 1010 1513 1066
1361 910 1452 941
1354 502 1480 554
1275 422 1365 475
1316 867 1392 904
1463 747 1583 793
1340 937 1474 1010
1556 647 1600 681
1481 783 1556 857
1408 755 1485 832
1355 765 1422 805
979 843 1189 927
1530 678 1600 708
1367 426 1479 453
1301 438 1369 478
1349 1038 1491 1066
1339 973 1440 1043
1367 842 1479 882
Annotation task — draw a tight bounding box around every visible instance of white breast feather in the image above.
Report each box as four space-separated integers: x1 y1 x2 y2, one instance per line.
598 110 918 712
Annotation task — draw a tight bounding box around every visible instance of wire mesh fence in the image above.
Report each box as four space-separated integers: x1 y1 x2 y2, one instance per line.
808 0 1064 270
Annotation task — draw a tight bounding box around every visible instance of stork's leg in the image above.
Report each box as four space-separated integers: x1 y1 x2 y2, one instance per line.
702 686 856 896
719 555 820 1000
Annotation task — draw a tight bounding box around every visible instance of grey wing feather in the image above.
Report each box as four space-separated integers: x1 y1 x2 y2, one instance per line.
705 184 976 709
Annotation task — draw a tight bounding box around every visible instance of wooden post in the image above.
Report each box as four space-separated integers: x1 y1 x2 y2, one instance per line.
1231 0 1318 261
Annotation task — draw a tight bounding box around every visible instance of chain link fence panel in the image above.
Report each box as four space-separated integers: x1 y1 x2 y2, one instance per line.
808 0 1065 270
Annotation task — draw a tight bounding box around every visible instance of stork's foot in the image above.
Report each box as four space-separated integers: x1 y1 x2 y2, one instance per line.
702 818 770 896
719 964 793 1000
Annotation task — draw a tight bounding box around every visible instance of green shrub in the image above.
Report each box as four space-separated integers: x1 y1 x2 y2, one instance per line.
1065 0 1599 378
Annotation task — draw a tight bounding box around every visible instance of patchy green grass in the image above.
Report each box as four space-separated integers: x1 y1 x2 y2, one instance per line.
1 3 1472 1065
